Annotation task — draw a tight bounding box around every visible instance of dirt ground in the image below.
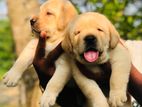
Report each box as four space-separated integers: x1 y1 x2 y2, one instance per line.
0 81 19 107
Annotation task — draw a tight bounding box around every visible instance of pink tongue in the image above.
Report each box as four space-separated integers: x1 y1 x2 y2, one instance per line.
84 51 99 62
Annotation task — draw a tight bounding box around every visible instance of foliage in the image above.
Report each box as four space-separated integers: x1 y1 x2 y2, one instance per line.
0 19 15 79
74 0 142 40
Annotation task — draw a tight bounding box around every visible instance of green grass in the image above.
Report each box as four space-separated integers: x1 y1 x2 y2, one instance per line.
0 19 15 79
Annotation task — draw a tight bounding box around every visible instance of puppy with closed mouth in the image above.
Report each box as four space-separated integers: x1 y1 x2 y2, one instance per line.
62 12 132 107
3 0 77 107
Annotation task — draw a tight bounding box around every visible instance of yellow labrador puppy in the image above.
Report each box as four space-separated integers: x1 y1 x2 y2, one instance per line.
3 0 77 106
62 12 131 107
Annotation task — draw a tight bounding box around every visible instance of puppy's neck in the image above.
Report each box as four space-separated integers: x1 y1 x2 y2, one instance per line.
47 31 64 43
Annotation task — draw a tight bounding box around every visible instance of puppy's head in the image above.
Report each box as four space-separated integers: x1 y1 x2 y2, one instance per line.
30 0 77 38
62 12 120 64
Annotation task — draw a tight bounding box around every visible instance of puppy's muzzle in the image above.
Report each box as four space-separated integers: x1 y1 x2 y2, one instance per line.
84 35 97 48
30 18 37 26
30 16 40 35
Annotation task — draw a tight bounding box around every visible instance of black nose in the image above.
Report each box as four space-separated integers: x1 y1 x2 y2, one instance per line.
84 35 96 43
30 18 36 26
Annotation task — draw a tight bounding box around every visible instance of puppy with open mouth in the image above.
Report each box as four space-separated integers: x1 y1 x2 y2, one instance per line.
62 12 132 107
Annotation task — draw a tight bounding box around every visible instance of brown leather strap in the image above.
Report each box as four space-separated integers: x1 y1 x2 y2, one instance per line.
45 42 64 65
33 40 63 89
76 61 111 83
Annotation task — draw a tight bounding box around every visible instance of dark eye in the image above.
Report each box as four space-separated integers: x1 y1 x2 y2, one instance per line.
74 31 81 35
97 28 103 32
46 12 53 15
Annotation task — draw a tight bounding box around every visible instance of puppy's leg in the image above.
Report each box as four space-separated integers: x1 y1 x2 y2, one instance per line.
72 61 109 107
121 95 132 107
109 44 131 107
3 39 38 87
40 54 71 107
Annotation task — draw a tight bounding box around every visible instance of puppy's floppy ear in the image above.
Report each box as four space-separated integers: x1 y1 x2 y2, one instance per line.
62 27 73 54
109 22 120 49
57 1 77 31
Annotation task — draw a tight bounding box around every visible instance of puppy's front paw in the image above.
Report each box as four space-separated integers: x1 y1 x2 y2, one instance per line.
40 91 56 107
109 90 127 107
3 70 22 87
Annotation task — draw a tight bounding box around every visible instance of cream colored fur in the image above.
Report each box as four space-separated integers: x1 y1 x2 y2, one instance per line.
3 0 77 107
62 12 132 107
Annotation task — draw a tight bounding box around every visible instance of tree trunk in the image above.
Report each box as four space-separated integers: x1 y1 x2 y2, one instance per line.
6 0 41 107
7 0 39 54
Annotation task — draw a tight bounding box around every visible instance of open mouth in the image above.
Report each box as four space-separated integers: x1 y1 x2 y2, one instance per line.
82 48 100 63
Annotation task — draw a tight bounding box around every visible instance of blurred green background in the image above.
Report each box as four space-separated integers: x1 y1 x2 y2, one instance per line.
0 19 15 79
